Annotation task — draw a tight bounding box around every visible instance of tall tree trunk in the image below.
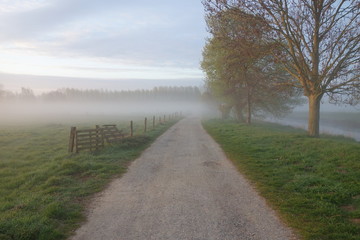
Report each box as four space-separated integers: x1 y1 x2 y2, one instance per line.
308 94 322 137
247 91 252 124
234 102 245 122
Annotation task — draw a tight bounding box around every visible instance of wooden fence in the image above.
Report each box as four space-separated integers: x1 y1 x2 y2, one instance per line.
68 112 182 153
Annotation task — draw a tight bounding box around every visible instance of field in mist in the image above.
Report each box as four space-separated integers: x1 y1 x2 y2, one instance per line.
0 86 209 126
266 111 360 141
0 100 205 126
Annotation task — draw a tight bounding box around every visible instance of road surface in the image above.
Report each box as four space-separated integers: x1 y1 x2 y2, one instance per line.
70 117 297 240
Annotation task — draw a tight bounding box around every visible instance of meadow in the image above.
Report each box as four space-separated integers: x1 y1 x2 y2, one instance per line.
203 119 360 240
0 116 178 240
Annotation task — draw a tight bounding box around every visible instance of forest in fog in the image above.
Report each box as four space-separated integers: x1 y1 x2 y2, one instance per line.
0 85 201 103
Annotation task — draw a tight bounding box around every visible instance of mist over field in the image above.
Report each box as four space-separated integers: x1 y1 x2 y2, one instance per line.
1 84 359 142
261 97 360 141
0 101 205 125
0 86 209 125
266 111 360 141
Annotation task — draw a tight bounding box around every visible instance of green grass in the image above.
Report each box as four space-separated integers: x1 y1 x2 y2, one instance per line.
0 118 178 240
203 119 360 240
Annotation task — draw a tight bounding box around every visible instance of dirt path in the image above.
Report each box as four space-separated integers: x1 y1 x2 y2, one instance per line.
70 117 297 240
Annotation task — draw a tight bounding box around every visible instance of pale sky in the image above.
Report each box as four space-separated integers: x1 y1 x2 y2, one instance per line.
0 0 207 93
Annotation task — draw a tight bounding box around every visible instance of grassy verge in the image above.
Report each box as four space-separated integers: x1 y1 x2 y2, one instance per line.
0 119 178 240
203 119 360 240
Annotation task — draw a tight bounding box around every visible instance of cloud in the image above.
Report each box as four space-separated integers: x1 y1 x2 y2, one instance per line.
0 0 50 13
0 0 207 68
0 0 120 41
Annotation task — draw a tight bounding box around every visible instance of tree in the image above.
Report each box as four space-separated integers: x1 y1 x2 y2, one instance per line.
201 7 300 123
19 87 36 101
0 84 4 100
201 36 244 120
204 0 360 137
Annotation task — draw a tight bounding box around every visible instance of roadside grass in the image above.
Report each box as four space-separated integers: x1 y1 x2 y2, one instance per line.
0 119 178 240
203 119 360 240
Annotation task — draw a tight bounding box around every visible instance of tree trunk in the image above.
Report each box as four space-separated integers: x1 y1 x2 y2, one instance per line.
219 104 232 120
308 94 322 137
247 91 252 124
234 102 245 122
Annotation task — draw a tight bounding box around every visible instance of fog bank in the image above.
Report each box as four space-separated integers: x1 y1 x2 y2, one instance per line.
0 100 208 125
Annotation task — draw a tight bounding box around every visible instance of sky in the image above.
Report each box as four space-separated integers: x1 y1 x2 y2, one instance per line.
0 0 208 93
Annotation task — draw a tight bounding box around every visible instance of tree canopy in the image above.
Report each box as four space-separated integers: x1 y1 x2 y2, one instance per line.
201 6 301 123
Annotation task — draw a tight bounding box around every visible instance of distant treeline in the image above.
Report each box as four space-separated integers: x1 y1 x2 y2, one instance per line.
0 86 202 102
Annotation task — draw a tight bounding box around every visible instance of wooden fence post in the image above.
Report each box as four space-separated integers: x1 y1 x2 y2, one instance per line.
130 120 133 137
164 115 166 122
68 127 76 153
144 117 147 133
159 116 161 124
153 116 155 128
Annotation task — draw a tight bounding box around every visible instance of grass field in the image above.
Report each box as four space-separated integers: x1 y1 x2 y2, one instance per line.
203 119 360 240
0 117 178 240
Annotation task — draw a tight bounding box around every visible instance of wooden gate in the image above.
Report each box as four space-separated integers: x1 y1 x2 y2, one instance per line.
68 127 104 153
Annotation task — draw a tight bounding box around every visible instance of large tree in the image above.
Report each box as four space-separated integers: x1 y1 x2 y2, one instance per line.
204 0 360 137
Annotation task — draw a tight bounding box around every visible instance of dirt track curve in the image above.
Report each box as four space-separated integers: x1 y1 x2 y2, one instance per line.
70 117 297 240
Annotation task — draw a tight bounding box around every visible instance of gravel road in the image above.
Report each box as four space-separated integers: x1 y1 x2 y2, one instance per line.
70 117 298 240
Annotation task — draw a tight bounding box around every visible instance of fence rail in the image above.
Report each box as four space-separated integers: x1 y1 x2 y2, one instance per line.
68 112 182 153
